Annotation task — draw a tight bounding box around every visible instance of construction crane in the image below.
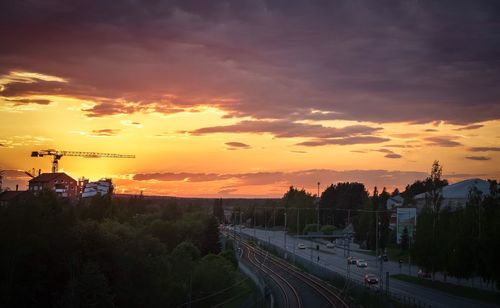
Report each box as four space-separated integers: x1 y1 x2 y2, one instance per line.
31 149 135 173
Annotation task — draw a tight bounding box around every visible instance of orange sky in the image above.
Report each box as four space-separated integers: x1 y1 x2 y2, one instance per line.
1 2 500 197
1 71 498 197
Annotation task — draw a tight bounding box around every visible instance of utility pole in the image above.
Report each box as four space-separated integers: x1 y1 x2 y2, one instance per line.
273 207 276 233
297 208 300 237
233 211 236 248
295 208 300 263
253 207 256 239
317 182 320 232
239 210 243 249
284 211 288 258
376 214 379 270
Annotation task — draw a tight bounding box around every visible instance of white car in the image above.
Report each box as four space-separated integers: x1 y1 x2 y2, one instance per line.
297 243 306 249
356 259 368 268
326 242 335 248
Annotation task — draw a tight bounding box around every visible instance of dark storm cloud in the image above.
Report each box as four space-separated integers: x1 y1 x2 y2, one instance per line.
465 156 491 161
1 1 500 123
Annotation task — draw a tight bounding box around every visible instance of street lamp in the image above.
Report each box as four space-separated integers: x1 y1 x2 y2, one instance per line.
317 182 320 232
284 211 288 258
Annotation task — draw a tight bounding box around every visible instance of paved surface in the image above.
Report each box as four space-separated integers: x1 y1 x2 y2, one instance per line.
235 227 499 308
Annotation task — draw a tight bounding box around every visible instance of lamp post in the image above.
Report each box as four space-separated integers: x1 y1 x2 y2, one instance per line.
284 211 288 258
317 182 320 232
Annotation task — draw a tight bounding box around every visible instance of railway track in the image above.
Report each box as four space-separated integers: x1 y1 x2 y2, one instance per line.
244 242 302 307
240 239 350 308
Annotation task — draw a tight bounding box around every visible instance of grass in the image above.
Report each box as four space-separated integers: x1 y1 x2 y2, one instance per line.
384 246 410 263
391 274 500 305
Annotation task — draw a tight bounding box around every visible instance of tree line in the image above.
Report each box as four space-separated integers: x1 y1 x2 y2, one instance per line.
0 190 243 307
227 161 500 289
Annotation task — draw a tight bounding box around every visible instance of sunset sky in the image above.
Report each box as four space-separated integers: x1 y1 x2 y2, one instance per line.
1 1 499 197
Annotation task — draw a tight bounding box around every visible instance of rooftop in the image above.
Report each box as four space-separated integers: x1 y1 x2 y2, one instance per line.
29 172 74 183
415 178 492 200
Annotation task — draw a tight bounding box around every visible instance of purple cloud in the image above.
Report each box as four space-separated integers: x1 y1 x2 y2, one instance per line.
465 156 491 161
225 141 250 149
385 153 402 159
425 137 462 147
6 98 51 105
469 147 500 152
190 120 382 139
1 1 499 123
131 168 488 194
296 136 390 147
90 129 120 137
454 124 484 131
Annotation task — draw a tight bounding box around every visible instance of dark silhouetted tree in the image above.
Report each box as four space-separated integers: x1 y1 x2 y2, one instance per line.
213 198 224 223
400 226 409 251
202 216 221 255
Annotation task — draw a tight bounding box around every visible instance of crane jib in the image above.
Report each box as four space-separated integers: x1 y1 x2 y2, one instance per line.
30 149 135 173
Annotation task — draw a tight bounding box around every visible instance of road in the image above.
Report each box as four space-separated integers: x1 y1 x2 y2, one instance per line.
235 227 499 308
237 235 350 308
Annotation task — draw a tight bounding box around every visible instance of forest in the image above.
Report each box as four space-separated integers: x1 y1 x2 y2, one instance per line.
0 190 245 307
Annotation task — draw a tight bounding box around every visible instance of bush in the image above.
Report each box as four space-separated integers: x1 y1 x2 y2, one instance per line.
320 225 336 235
303 224 320 234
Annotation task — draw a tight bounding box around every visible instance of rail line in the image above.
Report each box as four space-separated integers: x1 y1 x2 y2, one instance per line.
244 242 302 307
238 236 350 308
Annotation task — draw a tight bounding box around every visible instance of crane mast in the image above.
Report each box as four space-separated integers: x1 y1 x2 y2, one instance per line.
31 149 135 173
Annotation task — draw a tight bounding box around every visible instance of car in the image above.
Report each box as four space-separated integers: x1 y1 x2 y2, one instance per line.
356 259 368 268
418 269 431 279
364 274 379 285
297 243 306 249
347 256 357 265
326 242 335 248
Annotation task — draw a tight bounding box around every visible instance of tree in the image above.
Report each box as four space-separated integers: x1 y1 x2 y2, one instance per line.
425 160 447 275
281 186 315 233
320 182 368 229
202 216 221 255
400 226 409 251
401 180 427 206
378 187 391 251
212 199 225 223
425 161 448 214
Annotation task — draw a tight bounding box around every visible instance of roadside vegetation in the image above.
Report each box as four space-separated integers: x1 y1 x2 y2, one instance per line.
391 274 500 304
411 162 500 290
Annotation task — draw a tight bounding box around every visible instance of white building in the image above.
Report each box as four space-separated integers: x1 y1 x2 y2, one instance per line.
386 195 404 210
413 178 491 211
81 179 113 198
